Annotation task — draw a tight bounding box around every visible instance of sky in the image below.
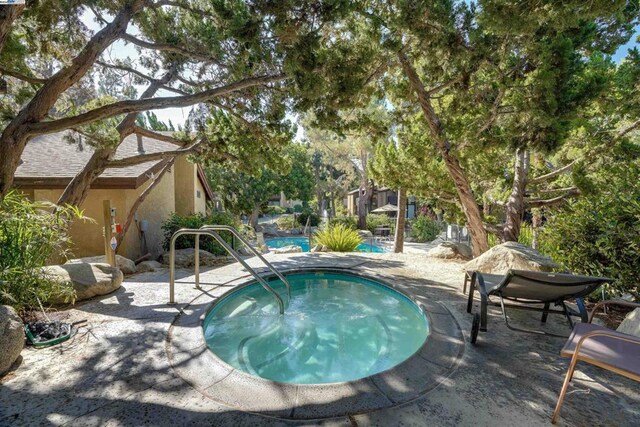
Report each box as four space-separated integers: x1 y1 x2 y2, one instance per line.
81 10 639 130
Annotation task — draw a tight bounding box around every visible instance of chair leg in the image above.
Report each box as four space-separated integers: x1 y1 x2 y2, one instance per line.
463 274 469 295
541 302 550 323
480 294 489 331
466 278 475 313
575 298 588 323
552 358 579 424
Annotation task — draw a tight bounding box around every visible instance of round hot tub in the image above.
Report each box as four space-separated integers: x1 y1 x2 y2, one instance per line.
203 271 429 384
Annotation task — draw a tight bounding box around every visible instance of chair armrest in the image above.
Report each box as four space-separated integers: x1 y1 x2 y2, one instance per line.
573 329 640 358
470 271 489 296
588 299 640 323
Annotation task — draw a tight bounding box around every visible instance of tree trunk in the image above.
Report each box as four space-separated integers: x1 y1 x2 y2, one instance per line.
357 186 368 229
0 0 145 197
531 208 542 250
330 190 336 218
249 204 261 230
357 149 369 230
394 188 407 253
398 51 488 256
503 147 530 242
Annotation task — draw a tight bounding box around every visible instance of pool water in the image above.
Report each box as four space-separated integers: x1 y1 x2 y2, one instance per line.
266 236 387 253
203 271 429 384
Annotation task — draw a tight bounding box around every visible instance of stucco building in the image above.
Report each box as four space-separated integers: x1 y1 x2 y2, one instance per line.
346 186 417 218
14 131 215 260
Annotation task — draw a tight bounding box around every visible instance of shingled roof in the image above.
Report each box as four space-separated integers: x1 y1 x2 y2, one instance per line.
15 131 184 190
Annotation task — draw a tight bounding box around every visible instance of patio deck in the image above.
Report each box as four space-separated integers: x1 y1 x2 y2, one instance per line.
1 253 638 426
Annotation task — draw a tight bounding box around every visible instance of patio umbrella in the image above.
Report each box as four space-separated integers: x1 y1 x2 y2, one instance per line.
371 204 398 214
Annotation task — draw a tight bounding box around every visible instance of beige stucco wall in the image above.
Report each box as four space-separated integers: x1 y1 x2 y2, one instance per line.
173 156 197 215
194 177 207 214
31 169 175 261
347 193 357 216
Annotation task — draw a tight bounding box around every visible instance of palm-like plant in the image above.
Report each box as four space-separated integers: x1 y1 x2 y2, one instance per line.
313 224 363 252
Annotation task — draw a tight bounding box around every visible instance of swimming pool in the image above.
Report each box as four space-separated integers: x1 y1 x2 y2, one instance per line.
203 271 429 384
266 236 387 253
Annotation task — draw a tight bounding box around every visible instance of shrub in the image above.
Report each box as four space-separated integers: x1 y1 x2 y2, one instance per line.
297 211 320 227
411 216 441 242
0 191 88 312
329 216 357 229
540 165 640 298
276 214 297 230
293 204 303 213
313 224 363 252
162 211 238 255
265 205 286 215
365 214 393 233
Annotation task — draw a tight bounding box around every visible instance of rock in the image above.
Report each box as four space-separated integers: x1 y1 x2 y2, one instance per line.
135 260 163 273
0 305 24 376
463 241 560 275
617 308 640 338
427 242 472 260
259 224 279 235
46 263 123 303
272 245 303 254
310 244 323 253
321 245 329 252
67 255 136 275
160 248 230 267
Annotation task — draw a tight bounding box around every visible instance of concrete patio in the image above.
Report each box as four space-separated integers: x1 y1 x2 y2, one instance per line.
1 253 638 426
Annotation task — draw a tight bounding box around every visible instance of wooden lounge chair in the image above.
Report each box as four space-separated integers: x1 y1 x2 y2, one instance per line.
466 270 611 344
552 300 640 424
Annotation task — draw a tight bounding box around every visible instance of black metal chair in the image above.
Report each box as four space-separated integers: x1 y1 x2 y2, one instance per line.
466 270 611 344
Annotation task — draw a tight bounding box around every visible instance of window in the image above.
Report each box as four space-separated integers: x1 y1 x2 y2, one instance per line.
196 190 201 199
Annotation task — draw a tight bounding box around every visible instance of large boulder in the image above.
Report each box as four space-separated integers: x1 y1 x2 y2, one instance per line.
161 248 231 267
135 260 163 274
272 245 303 254
427 242 472 260
67 255 136 275
0 305 24 376
464 241 560 274
617 308 640 338
45 263 123 303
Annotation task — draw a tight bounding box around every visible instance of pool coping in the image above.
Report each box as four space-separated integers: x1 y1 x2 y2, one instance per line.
166 267 465 420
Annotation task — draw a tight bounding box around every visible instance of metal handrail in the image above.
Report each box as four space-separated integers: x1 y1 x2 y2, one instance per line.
168 228 285 314
199 225 291 299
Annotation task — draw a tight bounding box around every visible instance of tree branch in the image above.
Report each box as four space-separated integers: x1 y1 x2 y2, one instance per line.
121 33 228 68
529 161 576 184
132 126 191 146
96 60 187 95
0 4 25 53
28 73 287 135
475 88 505 138
0 66 46 84
527 186 578 194
612 118 640 144
426 76 463 96
526 188 581 208
107 140 204 168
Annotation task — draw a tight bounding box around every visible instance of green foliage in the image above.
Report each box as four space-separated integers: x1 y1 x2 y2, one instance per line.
541 164 640 297
0 191 88 312
411 216 441 243
293 204 303 213
329 216 358 230
366 214 393 233
161 212 238 256
313 224 363 252
265 206 286 215
276 215 297 230
297 211 320 227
